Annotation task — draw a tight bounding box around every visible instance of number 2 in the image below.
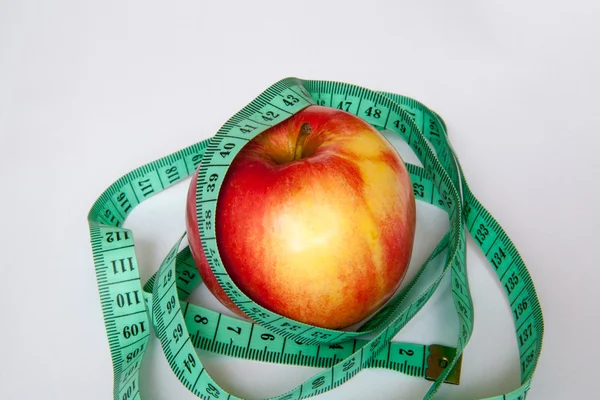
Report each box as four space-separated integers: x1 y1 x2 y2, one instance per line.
399 348 414 356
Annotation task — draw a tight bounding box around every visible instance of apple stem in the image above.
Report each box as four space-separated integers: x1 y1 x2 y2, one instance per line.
293 123 312 161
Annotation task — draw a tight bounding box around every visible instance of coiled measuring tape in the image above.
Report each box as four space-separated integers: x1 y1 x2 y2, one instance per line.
87 78 544 400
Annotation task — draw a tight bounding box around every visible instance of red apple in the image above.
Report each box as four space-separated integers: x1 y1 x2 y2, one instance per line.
186 105 416 329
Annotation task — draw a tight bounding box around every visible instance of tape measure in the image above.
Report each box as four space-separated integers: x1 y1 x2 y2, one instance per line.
87 78 544 400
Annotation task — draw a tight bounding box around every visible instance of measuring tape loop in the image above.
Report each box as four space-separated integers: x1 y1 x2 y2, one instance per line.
141 230 453 370
87 77 544 400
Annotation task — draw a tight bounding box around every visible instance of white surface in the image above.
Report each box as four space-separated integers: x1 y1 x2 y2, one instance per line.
1 1 598 399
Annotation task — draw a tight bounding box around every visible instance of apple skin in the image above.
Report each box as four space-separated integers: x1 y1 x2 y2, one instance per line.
186 105 416 330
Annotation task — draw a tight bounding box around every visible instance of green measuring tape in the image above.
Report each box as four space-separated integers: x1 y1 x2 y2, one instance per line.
87 78 544 399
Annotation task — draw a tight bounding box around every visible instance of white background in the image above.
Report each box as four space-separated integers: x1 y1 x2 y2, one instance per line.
1 1 598 399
